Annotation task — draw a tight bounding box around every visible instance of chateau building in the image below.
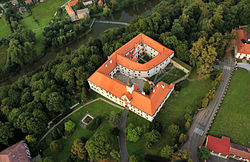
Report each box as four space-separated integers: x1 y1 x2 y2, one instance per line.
88 33 175 121
235 29 250 60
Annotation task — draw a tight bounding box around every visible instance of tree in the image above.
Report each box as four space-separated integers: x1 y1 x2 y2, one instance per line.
145 130 161 148
103 7 112 16
50 140 63 152
129 155 138 162
172 150 192 161
0 121 14 145
65 120 76 133
125 123 143 142
175 42 190 62
168 124 180 138
110 149 120 161
71 138 87 160
198 146 210 162
143 81 151 95
37 157 53 162
190 37 217 79
109 111 120 126
46 92 66 113
171 19 185 40
149 120 162 133
85 132 111 160
160 145 173 159
179 133 187 144
25 135 37 143
185 121 190 130
160 32 179 50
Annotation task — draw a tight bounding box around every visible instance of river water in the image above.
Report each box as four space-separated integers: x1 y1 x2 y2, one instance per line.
0 0 160 86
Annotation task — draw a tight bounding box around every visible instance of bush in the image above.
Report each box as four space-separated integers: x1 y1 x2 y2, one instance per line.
168 124 180 138
145 130 161 148
51 127 63 140
179 133 187 144
126 123 143 142
129 155 138 162
160 145 173 159
198 146 210 162
185 121 190 130
64 120 76 133
87 116 102 130
50 140 62 152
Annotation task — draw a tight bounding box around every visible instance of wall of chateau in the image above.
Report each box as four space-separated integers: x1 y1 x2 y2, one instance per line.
143 44 159 58
88 81 154 121
235 53 250 60
117 55 172 79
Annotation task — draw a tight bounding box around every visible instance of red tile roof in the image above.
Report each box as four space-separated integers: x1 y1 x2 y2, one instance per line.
88 33 175 116
65 5 75 16
25 0 32 4
230 143 250 160
0 140 29 162
206 135 230 155
98 0 103 5
68 0 79 6
236 29 250 55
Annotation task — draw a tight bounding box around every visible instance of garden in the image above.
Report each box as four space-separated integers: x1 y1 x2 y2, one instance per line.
209 68 250 147
125 70 214 161
40 100 123 162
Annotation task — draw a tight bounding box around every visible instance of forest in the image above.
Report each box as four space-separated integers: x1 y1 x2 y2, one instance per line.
0 0 249 158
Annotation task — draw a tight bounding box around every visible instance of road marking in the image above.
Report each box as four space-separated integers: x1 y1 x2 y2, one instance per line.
194 127 204 136
224 66 231 70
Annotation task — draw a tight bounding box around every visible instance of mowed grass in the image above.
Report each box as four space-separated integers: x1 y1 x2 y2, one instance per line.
209 68 250 147
43 100 122 162
0 19 11 38
20 0 68 38
126 77 213 159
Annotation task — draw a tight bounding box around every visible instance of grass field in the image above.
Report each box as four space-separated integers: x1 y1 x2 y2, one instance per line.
209 68 250 147
0 19 11 38
43 100 122 161
126 75 213 160
20 0 68 38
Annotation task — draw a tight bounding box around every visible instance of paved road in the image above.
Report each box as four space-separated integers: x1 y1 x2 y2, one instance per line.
119 109 129 162
237 63 250 72
182 54 235 162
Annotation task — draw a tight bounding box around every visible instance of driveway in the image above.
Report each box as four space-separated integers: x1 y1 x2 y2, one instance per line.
119 109 129 162
181 54 235 161
237 63 250 72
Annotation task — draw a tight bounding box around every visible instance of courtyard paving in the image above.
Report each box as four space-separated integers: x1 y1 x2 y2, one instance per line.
114 72 145 91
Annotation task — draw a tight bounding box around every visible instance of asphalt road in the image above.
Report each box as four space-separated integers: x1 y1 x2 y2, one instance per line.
119 109 129 162
182 55 234 162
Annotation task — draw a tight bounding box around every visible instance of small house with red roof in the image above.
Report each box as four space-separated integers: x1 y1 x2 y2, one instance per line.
98 0 103 6
88 33 175 121
0 140 31 162
25 0 33 5
205 135 250 161
235 29 250 60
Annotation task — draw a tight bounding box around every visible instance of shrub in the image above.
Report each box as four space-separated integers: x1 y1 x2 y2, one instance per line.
51 127 63 140
185 121 190 130
198 146 210 162
179 133 187 144
126 123 143 142
168 124 180 138
160 145 173 158
129 155 138 162
64 120 76 133
50 140 62 152
87 116 102 130
145 130 161 148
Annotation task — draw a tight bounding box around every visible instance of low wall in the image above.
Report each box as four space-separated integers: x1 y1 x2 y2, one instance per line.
170 58 191 74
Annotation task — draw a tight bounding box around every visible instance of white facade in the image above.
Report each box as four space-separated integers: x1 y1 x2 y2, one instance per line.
235 46 250 60
88 80 174 122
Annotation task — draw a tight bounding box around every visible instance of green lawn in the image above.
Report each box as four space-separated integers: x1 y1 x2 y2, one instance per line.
20 0 68 39
209 68 250 147
0 19 11 38
126 76 213 160
161 68 186 84
43 100 122 162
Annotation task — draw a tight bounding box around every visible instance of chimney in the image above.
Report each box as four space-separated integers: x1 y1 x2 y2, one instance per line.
105 64 108 68
110 59 112 64
153 89 155 93
161 84 165 89
108 56 110 60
